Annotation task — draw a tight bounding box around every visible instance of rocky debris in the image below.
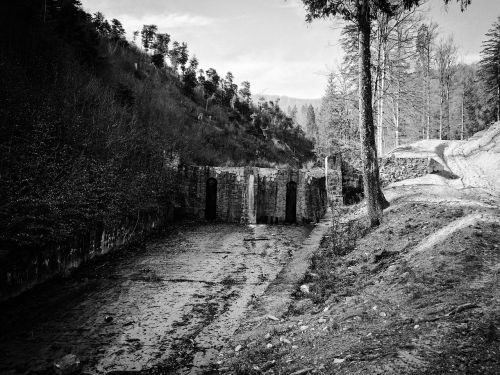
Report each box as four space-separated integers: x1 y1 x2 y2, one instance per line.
289 367 314 375
379 156 431 186
53 354 81 375
266 314 280 321
280 337 292 345
299 284 310 294
372 249 396 263
291 299 314 314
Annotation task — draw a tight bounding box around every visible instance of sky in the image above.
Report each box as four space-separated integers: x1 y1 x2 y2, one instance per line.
80 0 499 99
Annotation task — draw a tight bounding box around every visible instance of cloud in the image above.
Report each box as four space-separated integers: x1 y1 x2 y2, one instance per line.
274 0 307 19
160 13 214 28
276 0 302 8
462 53 480 64
202 52 328 98
117 12 214 36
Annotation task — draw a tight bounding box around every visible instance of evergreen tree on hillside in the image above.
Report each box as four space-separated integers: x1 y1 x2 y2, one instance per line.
306 104 318 140
290 105 298 126
182 56 199 96
204 68 220 97
176 42 189 73
150 32 170 68
222 72 238 106
169 41 180 71
92 12 111 36
110 19 125 40
479 16 500 122
141 24 157 53
154 33 170 55
239 81 252 103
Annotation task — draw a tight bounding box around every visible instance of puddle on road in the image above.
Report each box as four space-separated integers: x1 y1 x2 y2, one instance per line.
0 223 313 374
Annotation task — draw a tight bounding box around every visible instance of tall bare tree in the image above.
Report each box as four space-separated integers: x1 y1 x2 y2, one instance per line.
416 22 438 139
301 0 470 227
436 37 458 139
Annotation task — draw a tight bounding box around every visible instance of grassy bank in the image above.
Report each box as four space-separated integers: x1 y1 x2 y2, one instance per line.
222 193 500 374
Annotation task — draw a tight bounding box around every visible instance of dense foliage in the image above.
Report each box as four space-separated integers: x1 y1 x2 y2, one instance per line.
0 0 313 252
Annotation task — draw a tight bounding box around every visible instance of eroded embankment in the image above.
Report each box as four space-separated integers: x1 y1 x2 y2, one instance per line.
222 187 500 374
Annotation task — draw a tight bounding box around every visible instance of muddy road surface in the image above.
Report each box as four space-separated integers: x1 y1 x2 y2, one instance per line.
0 223 314 374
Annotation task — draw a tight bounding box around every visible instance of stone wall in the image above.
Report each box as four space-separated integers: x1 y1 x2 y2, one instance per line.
0 163 339 301
176 166 335 224
0 208 167 302
340 156 438 203
378 156 431 186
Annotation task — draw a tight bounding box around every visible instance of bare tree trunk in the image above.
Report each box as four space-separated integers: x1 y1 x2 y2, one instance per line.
497 74 500 122
439 90 443 140
376 15 387 156
497 60 500 122
421 74 426 139
395 79 400 146
426 46 431 139
358 0 388 227
445 81 450 139
379 54 386 155
461 90 465 140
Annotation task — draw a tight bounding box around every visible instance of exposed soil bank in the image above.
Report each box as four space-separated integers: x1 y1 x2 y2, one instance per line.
0 223 321 374
222 182 500 374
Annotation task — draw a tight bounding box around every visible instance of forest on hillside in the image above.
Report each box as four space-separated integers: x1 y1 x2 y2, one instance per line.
0 0 313 253
302 9 499 160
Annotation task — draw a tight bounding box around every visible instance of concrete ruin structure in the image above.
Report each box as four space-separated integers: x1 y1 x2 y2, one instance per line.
171 156 342 224
0 157 342 301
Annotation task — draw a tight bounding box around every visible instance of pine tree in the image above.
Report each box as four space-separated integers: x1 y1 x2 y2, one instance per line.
141 24 158 54
306 104 318 140
479 16 500 122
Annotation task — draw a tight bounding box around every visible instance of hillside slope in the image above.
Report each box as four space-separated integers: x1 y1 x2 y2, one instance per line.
222 124 500 374
387 122 500 194
0 0 313 254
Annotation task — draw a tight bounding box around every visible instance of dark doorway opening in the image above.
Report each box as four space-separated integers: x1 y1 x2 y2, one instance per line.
256 178 268 224
285 181 297 223
205 178 217 220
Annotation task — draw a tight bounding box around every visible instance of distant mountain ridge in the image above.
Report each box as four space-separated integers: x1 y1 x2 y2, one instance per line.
261 95 322 110
261 95 322 129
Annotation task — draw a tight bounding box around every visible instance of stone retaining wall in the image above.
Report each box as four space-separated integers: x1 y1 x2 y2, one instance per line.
341 156 439 203
379 157 431 186
0 163 339 301
0 208 167 302
175 165 336 224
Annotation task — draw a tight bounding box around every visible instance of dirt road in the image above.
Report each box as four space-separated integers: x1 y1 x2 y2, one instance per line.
0 223 315 374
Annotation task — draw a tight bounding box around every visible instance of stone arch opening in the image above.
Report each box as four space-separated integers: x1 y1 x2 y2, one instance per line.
205 178 217 220
285 181 297 223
